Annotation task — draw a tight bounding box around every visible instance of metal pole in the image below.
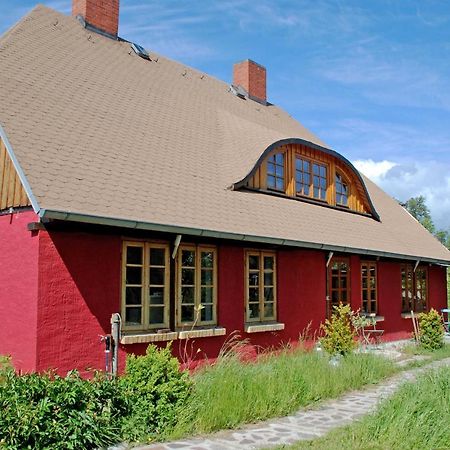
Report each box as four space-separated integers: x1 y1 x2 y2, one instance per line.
111 313 121 377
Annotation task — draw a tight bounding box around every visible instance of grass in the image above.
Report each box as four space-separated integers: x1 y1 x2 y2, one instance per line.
284 365 450 450
169 348 397 439
401 342 450 368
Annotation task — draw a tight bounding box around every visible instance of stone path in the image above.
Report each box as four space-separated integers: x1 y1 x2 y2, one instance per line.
134 357 450 450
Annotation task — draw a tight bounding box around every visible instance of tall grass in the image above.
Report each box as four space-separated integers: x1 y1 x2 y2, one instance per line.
288 366 450 450
171 349 396 438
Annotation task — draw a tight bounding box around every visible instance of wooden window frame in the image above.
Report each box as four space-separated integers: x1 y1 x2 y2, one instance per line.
401 264 428 313
335 171 350 207
176 244 217 328
121 241 170 332
361 261 377 315
266 152 286 192
327 257 351 317
294 154 329 203
245 250 277 323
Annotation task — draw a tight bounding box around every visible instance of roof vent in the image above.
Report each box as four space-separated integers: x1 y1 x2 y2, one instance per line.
230 84 247 99
131 43 150 60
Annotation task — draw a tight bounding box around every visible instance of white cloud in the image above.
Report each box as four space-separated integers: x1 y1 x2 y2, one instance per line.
354 158 450 230
353 159 396 182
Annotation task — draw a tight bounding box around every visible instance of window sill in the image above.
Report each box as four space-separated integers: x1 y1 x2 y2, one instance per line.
361 314 385 322
120 331 178 345
178 327 226 340
401 312 417 319
245 322 285 333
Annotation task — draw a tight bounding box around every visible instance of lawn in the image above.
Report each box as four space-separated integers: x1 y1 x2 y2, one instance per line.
169 347 397 438
283 365 450 450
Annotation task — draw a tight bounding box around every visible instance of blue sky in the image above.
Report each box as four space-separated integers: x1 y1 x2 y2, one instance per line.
1 0 450 229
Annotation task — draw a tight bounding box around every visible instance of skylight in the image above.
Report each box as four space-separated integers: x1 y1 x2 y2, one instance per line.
131 43 150 60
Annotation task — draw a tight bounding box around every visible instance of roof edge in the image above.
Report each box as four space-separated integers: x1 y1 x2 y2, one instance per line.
232 137 380 221
0 123 40 213
39 209 450 265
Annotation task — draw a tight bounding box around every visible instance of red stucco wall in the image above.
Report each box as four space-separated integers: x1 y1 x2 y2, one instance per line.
0 210 40 372
6 226 443 374
36 230 122 375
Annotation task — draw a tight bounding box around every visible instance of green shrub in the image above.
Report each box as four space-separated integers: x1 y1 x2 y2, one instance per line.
320 304 357 356
119 344 192 443
0 369 126 450
418 308 445 350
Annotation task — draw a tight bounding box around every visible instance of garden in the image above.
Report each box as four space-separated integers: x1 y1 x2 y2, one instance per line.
0 305 448 450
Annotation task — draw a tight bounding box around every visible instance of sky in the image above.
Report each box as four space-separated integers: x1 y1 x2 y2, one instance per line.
1 0 450 229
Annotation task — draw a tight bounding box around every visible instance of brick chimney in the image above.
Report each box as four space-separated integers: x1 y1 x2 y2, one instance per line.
233 59 267 104
72 0 120 37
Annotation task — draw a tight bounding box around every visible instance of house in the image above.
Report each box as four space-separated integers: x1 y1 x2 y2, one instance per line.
0 1 449 375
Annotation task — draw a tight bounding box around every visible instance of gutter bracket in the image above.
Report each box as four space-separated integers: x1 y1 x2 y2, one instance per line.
326 251 334 268
172 234 182 259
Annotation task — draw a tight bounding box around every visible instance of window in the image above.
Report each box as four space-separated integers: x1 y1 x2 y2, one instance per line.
361 262 377 314
335 172 349 206
177 245 217 326
312 163 327 201
267 152 285 191
122 242 170 331
402 264 427 313
295 157 311 196
328 258 350 316
246 251 276 322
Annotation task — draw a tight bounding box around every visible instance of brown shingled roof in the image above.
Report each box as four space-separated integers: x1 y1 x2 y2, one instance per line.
1 5 449 263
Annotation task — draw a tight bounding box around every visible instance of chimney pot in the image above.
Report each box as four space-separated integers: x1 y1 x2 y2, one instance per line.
72 0 120 37
233 59 267 104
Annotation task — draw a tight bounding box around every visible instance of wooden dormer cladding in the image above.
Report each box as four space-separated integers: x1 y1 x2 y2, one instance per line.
0 137 31 211
246 143 372 216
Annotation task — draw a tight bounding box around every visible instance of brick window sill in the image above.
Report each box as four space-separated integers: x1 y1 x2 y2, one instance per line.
245 322 285 334
120 331 178 345
178 327 226 340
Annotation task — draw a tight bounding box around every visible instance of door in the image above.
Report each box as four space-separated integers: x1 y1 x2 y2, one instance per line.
327 257 350 318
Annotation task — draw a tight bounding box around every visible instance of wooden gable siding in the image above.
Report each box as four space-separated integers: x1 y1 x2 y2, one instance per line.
0 138 31 210
248 143 370 214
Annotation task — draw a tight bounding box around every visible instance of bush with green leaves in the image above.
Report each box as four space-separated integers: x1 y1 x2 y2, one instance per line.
0 367 126 450
320 303 357 356
418 308 445 350
119 344 192 443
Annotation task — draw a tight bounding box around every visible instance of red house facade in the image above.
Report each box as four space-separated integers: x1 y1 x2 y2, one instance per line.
0 1 449 375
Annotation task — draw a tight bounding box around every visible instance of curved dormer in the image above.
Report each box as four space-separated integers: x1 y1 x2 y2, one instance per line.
233 138 379 220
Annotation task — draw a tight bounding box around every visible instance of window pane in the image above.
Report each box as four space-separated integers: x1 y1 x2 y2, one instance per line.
181 286 195 304
249 272 259 286
275 153 284 164
303 160 310 171
275 165 284 177
201 305 213 322
276 178 284 190
314 187 319 198
320 190 326 200
181 305 195 322
126 266 142 285
126 246 142 265
296 158 302 170
320 177 326 189
249 303 260 319
320 165 326 177
264 256 274 270
149 307 164 324
313 164 320 175
264 271 274 286
267 162 275 175
201 251 214 268
125 307 141 325
201 287 213 304
304 173 310 184
181 268 195 285
149 286 164 305
264 287 274 302
201 269 213 285
150 248 165 266
249 287 259 301
150 267 165 285
249 255 259 270
181 250 195 267
267 175 276 188
126 287 142 305
264 303 274 318
304 185 310 196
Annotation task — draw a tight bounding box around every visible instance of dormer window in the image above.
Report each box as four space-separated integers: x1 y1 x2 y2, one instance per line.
335 172 348 206
267 152 285 191
295 157 310 196
312 163 327 201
